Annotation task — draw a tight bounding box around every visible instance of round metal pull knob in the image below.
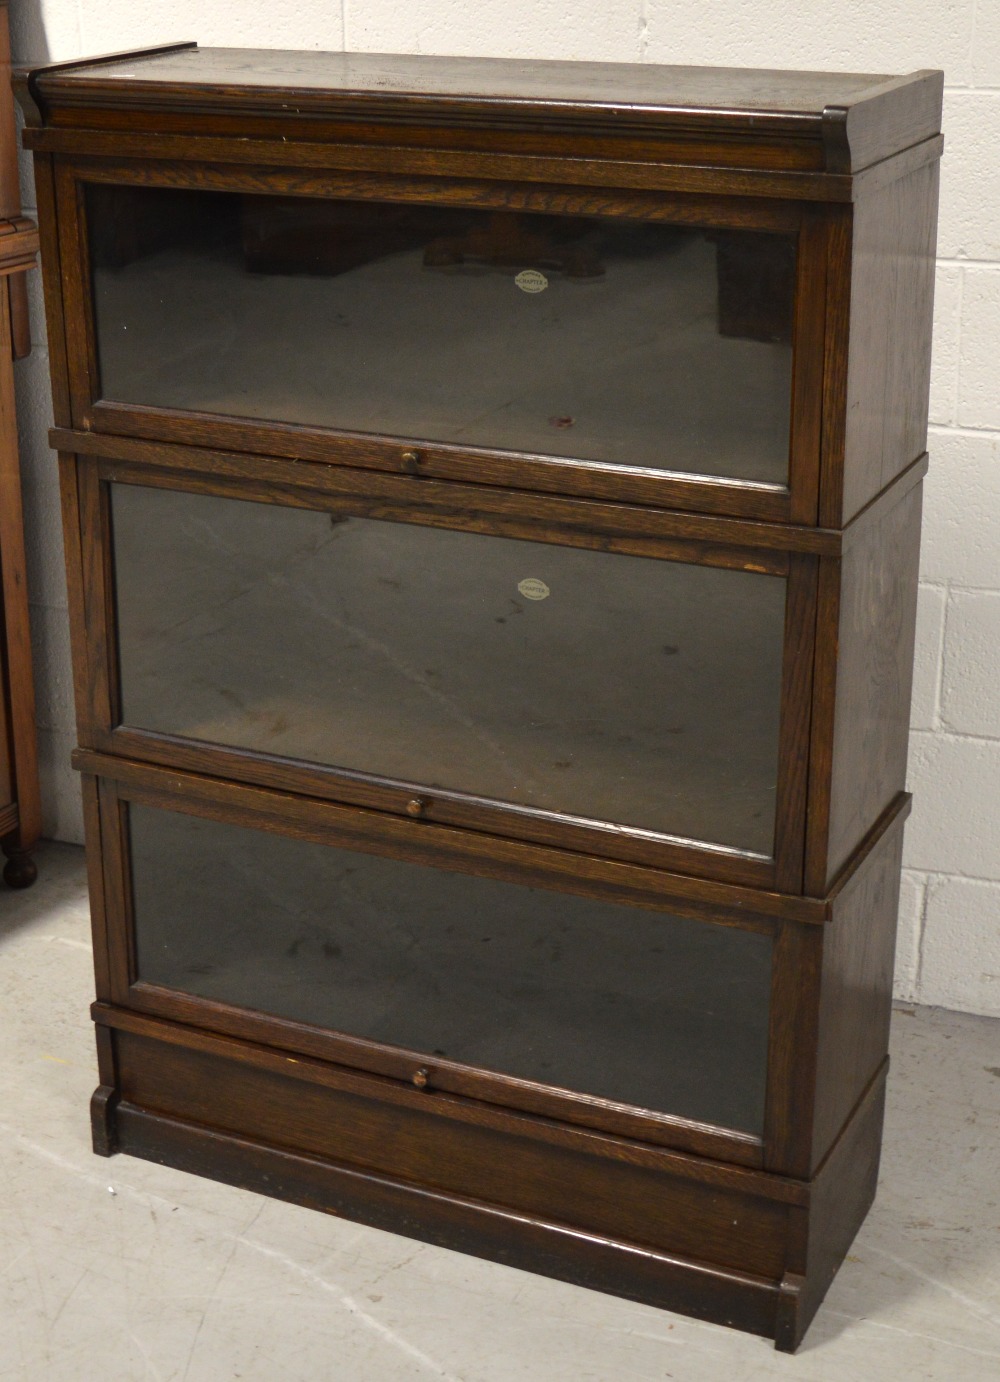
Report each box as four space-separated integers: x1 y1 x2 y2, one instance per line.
413 1067 430 1090
406 796 428 818
401 448 422 471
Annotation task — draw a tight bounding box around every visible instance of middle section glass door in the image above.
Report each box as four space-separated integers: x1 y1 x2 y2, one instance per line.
108 480 788 859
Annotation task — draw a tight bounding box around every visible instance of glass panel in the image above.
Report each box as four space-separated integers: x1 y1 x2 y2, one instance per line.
111 483 787 854
129 803 773 1133
88 184 795 484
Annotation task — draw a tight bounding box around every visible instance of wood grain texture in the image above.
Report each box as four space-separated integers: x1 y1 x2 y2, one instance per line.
57 454 99 743
776 1069 886 1350
20 48 918 136
40 144 939 530
28 122 832 180
786 210 827 525
88 453 797 570
80 753 829 926
58 423 808 534
58 151 806 230
762 919 823 1176
80 772 113 1001
0 0 40 865
114 1025 794 1277
108 987 765 1167
0 624 11 803
809 818 905 1169
97 998 769 1172
0 3 30 357
81 767 908 1182
21 127 939 209
50 154 807 525
54 161 102 428
97 725 778 888
113 1099 784 1339
821 70 943 174
15 49 943 207
0 270 41 862
821 163 940 526
91 1003 892 1348
96 778 133 1006
26 129 866 205
76 460 115 736
68 454 822 889
30 154 73 427
90 1021 119 1156
806 481 922 893
16 48 943 192
765 809 905 1178
772 554 818 892
22 50 938 1349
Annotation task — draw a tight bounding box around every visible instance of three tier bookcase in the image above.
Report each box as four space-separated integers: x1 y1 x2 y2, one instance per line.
17 45 942 1350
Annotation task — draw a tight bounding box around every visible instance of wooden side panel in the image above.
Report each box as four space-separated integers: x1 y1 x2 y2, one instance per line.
115 1028 792 1281
822 163 939 526
806 480 921 892
810 820 904 1169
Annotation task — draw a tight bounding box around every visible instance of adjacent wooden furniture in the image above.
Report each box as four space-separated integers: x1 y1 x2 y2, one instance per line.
0 0 40 889
17 45 942 1349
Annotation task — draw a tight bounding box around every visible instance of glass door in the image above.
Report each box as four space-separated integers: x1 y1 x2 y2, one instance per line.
64 172 819 520
108 479 790 862
126 799 774 1139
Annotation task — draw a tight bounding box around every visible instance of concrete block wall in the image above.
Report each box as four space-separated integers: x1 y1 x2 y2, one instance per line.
8 3 999 1015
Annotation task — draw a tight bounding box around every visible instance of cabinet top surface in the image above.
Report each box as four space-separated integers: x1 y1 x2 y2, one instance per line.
31 46 904 112
20 44 942 171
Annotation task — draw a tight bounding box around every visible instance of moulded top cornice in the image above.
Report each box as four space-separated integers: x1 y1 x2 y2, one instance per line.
15 43 943 177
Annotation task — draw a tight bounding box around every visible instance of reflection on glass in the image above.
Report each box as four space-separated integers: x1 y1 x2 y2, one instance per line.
112 484 786 853
88 184 795 483
130 803 773 1132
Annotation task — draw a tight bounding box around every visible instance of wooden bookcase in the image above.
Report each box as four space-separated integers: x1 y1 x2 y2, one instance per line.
17 45 942 1350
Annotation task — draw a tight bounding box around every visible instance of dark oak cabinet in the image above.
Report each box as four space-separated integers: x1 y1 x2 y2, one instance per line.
18 45 941 1350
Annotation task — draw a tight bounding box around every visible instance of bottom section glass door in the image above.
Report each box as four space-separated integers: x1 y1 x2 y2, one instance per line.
127 802 773 1136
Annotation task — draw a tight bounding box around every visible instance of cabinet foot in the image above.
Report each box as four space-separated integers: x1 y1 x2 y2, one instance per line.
91 1083 120 1157
2 848 37 889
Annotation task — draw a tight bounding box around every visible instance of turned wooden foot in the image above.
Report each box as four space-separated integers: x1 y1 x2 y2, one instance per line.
2 848 37 889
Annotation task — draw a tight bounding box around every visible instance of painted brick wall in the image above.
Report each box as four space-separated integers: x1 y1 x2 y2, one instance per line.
9 3 999 1015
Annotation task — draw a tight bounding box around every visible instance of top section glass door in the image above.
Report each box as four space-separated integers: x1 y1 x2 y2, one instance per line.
85 185 796 487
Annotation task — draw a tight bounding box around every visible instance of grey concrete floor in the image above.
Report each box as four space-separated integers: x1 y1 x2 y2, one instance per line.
2 841 999 1381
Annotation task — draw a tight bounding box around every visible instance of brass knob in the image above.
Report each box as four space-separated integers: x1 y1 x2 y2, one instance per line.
406 796 428 818
413 1067 430 1089
401 448 422 471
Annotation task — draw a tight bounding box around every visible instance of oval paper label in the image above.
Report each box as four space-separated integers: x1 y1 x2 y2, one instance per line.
517 578 550 601
515 269 548 294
